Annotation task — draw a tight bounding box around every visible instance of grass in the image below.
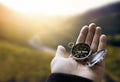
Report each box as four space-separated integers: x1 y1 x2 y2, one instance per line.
0 39 120 82
0 39 53 82
105 46 120 82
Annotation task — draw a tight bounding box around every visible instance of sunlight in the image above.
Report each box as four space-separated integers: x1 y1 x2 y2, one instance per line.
0 0 118 16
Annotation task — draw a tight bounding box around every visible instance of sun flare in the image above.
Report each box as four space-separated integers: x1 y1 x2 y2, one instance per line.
0 0 117 16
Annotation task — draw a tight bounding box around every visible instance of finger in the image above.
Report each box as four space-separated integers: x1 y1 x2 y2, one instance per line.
55 45 66 58
98 34 107 51
76 25 89 44
91 27 101 52
85 23 96 45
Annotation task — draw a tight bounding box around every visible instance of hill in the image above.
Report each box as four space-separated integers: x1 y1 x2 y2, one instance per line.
73 2 120 34
0 4 69 48
0 2 120 47
61 2 120 47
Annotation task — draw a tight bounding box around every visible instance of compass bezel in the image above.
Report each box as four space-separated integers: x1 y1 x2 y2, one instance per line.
71 43 91 60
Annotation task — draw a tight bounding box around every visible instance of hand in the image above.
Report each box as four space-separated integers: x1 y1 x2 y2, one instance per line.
51 23 107 82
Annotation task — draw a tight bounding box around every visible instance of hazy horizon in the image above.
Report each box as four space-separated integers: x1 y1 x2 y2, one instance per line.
0 0 119 16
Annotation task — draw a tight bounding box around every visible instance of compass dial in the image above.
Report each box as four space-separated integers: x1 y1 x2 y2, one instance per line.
71 43 91 60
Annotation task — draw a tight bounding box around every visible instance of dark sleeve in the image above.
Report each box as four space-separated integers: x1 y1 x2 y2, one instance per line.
46 73 93 82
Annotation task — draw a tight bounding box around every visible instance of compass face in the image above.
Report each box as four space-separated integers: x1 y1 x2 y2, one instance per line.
71 43 91 59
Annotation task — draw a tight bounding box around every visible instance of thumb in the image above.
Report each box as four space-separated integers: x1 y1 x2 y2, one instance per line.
55 45 66 58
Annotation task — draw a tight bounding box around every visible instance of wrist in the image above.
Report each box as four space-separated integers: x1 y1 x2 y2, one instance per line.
71 68 103 82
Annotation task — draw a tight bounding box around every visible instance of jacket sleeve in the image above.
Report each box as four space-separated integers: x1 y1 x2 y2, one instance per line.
46 73 93 82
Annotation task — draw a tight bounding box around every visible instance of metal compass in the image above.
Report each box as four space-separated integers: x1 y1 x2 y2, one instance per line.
68 42 106 67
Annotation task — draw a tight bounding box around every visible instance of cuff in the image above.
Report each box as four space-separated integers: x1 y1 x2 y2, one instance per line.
46 73 93 82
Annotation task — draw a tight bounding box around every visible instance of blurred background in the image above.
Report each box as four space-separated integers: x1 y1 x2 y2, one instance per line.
0 0 120 82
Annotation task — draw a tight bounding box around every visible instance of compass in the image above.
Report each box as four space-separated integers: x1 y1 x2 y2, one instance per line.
70 43 91 60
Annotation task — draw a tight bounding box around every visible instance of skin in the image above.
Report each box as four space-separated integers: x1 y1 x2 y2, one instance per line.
51 23 107 82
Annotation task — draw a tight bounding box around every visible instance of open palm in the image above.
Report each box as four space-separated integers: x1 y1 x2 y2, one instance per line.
51 23 107 82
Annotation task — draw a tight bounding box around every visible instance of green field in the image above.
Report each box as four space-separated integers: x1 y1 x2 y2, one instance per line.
0 39 120 82
105 45 120 82
0 39 53 82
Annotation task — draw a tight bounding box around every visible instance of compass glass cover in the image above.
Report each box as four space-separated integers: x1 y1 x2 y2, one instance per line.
71 43 91 59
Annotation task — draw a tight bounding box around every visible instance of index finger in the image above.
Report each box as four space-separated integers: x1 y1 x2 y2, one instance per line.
76 25 89 44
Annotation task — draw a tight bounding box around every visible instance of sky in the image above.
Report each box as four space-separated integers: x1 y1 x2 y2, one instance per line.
0 0 119 16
